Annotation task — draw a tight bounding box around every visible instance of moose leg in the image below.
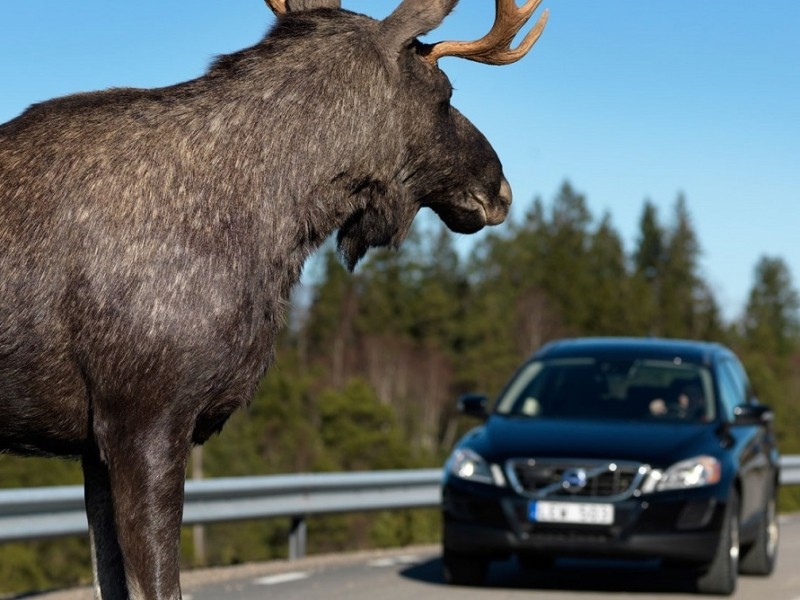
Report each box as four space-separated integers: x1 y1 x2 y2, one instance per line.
102 431 191 600
83 449 128 600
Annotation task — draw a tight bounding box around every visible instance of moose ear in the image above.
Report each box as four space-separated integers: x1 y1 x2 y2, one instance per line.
381 0 459 51
286 0 341 11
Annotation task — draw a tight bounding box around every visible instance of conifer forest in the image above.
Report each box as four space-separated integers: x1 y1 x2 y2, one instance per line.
1 182 798 594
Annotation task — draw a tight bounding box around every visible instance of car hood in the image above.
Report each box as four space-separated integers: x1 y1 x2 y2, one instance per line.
463 415 721 467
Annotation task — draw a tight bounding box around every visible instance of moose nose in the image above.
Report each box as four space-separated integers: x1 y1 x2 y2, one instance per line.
484 176 513 226
499 176 512 210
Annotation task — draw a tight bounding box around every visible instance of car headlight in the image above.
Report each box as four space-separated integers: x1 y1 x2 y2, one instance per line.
642 455 721 492
446 448 506 486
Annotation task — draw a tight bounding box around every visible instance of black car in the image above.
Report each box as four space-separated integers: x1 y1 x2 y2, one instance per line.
442 337 780 595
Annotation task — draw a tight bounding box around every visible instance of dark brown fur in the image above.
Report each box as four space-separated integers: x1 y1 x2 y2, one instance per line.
0 1 513 598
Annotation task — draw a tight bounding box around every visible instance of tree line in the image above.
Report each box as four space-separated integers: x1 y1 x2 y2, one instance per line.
1 180 798 594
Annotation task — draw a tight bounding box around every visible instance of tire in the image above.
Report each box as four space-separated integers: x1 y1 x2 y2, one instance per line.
696 490 739 596
739 483 779 576
442 549 489 586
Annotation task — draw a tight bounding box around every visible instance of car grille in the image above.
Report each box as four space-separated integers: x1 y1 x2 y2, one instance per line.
505 459 644 499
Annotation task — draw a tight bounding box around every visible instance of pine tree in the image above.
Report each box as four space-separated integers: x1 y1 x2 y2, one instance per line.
634 200 665 277
632 200 665 335
585 213 630 335
737 256 800 468
539 182 594 332
632 195 721 339
660 194 708 337
743 256 800 361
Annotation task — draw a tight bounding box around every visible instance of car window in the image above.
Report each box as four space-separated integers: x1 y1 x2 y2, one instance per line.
725 357 754 402
495 357 716 422
717 360 745 421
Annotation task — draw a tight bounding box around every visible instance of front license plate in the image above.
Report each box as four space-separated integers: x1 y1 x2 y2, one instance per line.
529 501 614 525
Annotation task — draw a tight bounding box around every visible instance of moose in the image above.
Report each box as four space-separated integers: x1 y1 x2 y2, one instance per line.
0 0 547 597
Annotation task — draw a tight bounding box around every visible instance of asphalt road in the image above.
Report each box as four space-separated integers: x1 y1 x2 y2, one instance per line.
37 514 800 600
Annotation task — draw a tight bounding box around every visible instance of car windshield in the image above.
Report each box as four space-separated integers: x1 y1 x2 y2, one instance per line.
495 357 716 423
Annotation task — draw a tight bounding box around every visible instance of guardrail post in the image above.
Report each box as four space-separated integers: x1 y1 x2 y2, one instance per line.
289 516 307 560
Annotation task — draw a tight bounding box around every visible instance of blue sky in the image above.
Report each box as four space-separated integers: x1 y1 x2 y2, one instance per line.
1 1 798 322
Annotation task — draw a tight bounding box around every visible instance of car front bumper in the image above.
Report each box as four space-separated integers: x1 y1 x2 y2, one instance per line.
442 480 728 565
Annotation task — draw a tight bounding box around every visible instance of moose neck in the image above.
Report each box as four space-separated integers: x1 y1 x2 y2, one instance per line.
174 14 418 284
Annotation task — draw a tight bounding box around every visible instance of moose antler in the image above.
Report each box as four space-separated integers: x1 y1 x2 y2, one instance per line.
264 0 287 15
423 0 549 66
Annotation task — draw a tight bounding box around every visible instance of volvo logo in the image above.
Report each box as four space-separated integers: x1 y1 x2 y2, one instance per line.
561 468 588 492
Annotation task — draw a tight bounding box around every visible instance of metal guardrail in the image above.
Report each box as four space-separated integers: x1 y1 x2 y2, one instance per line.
0 457 798 558
0 469 441 557
781 454 800 483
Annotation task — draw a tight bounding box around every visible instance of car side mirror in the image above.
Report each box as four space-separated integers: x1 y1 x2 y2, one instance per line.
732 403 773 426
457 393 489 419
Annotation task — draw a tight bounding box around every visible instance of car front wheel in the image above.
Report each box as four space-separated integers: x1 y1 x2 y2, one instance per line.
739 483 779 576
696 490 739 596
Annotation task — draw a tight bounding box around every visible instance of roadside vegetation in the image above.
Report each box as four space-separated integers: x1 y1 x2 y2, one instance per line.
1 181 797 595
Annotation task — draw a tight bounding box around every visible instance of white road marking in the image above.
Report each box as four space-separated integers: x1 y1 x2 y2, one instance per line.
254 571 311 586
368 555 420 567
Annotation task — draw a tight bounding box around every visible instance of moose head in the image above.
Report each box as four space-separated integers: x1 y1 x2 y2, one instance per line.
258 0 548 268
